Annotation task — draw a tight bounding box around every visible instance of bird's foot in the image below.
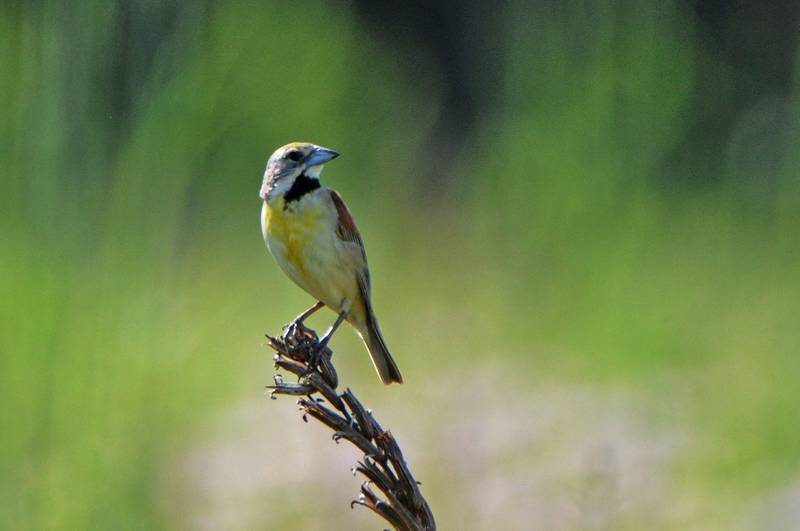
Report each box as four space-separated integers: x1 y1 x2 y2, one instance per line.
283 320 317 344
283 319 306 336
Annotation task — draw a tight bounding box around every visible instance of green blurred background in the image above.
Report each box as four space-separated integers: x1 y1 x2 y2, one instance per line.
2 1 800 529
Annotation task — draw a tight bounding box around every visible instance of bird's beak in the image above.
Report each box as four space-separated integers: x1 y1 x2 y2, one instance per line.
305 146 340 167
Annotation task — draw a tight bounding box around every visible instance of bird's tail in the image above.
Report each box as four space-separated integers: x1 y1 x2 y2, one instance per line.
360 308 403 385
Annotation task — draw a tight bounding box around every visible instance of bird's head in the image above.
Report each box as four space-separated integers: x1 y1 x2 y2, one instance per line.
260 142 339 200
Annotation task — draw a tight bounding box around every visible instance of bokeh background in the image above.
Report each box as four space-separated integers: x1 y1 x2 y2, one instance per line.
3 1 800 529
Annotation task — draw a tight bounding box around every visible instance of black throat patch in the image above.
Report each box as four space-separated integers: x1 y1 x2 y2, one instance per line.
283 173 320 205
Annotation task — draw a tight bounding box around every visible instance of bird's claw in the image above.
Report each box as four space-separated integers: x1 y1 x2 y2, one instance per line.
283 319 315 341
283 320 300 334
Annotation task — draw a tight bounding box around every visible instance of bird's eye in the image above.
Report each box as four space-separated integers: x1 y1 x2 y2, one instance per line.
286 150 303 162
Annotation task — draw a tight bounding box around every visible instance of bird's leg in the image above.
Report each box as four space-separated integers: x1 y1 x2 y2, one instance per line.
285 301 325 336
295 301 325 324
317 309 347 353
305 309 347 375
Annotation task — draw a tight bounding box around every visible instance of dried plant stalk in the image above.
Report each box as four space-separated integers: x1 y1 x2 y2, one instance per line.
267 324 436 531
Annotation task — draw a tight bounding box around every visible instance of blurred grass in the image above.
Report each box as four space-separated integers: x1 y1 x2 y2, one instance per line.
2 0 800 529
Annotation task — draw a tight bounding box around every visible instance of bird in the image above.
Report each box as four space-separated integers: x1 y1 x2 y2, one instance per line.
259 142 403 385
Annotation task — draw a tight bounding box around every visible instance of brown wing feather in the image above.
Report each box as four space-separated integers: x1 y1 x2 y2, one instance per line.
330 190 361 243
330 189 370 290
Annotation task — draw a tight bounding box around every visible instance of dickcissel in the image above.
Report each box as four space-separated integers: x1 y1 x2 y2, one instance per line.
259 142 403 385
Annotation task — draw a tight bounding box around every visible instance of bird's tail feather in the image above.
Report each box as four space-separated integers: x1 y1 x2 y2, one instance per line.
361 309 402 385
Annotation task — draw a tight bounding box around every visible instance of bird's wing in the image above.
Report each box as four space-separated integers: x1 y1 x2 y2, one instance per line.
329 190 361 245
329 189 371 290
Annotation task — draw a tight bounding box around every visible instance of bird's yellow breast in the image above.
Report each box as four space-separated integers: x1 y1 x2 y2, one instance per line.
261 190 366 320
262 195 327 279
